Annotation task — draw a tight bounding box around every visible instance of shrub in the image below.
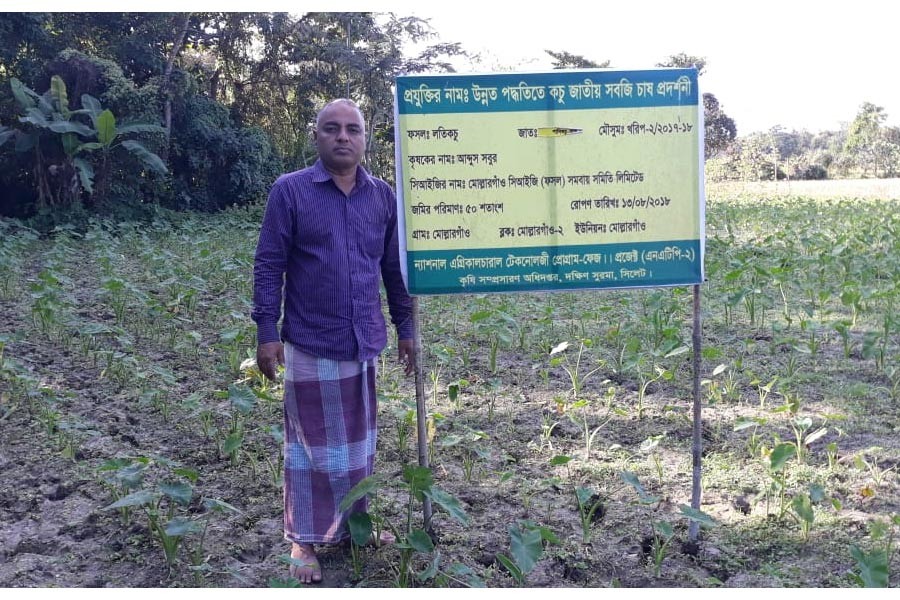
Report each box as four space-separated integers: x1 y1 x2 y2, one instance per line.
167 94 282 212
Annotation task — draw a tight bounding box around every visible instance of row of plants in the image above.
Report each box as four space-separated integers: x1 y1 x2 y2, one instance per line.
0 193 897 586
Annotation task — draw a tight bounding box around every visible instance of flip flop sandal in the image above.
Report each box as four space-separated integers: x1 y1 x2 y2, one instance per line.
288 556 322 584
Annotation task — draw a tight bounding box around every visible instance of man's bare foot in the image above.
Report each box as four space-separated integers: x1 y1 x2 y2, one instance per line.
289 542 322 584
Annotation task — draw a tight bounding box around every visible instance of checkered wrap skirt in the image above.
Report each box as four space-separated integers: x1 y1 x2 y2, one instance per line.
282 342 377 544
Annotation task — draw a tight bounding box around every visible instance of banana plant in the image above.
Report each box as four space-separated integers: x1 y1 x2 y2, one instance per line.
0 75 166 207
74 93 167 196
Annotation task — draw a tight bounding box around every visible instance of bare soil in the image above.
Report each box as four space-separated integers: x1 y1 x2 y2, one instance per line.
1 217 898 589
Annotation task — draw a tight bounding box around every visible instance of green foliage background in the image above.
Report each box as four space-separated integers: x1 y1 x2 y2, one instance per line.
1 13 898 228
0 12 464 225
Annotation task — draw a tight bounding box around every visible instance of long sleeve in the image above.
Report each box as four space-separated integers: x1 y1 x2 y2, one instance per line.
252 182 292 344
380 186 414 341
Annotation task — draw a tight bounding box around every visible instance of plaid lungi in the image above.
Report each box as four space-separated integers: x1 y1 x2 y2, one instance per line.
283 342 378 544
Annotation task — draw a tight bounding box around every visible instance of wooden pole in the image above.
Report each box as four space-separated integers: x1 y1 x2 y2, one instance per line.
411 297 433 530
689 284 703 541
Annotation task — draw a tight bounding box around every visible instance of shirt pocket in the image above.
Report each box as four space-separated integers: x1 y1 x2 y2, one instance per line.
355 203 388 259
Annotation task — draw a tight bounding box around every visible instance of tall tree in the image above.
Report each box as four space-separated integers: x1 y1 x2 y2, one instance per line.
844 102 887 176
161 13 192 161
545 50 610 69
0 13 51 80
703 93 737 158
656 53 706 76
657 53 735 158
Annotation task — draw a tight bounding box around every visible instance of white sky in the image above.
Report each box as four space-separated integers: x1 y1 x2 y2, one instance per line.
403 0 899 135
15 1 900 136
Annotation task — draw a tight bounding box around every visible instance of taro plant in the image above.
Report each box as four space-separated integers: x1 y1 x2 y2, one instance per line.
852 447 898 490
496 520 559 585
56 416 97 461
787 483 835 543
639 433 667 487
218 325 252 379
387 395 416 463
764 442 797 518
849 514 899 588
447 377 469 412
832 319 855 359
622 472 716 576
647 519 677 576
549 339 604 401
574 485 606 544
101 456 241 570
29 267 73 335
772 390 827 464
750 374 778 408
340 465 476 587
550 455 605 544
549 340 619 457
734 415 769 459
216 383 258 465
441 427 490 483
470 302 518 373
484 377 503 421
97 456 152 525
633 356 678 420
566 385 617 459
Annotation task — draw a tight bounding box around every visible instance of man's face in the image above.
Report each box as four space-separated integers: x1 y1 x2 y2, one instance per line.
314 103 366 173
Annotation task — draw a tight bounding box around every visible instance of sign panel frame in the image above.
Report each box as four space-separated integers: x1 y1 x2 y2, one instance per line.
394 68 706 296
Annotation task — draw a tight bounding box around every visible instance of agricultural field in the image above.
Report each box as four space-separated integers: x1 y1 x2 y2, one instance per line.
0 183 898 588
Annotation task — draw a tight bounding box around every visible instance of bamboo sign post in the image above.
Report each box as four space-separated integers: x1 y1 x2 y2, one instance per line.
393 68 705 537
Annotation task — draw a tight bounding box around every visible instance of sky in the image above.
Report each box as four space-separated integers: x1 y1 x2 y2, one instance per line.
13 1 900 136
401 0 899 136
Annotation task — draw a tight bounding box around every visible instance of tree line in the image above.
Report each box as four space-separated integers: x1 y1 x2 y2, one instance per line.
0 12 466 226
1 14 896 228
707 102 900 182
594 53 899 182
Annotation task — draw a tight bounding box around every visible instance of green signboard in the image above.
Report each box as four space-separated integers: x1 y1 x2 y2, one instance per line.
394 68 705 295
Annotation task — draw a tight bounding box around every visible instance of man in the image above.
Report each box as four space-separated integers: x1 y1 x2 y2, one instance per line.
252 98 415 584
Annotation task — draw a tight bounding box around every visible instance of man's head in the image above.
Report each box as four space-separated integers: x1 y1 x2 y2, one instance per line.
313 99 366 174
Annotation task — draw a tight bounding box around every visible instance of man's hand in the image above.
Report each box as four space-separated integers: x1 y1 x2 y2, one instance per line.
257 341 285 381
398 339 415 376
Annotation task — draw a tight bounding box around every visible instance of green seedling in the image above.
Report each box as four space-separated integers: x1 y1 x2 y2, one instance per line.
852 447 898 488
549 339 604 401
340 465 473 587
496 520 559 585
765 442 796 518
447 378 469 412
788 484 830 542
849 515 899 587
734 415 769 459
102 459 241 570
648 520 676 576
575 486 606 544
639 433 667 486
348 511 373 579
750 375 778 408
216 383 257 465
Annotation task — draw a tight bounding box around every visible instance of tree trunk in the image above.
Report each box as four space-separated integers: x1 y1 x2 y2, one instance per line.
161 13 191 163
35 146 53 210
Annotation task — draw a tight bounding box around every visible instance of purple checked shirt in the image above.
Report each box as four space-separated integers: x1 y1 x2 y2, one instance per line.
252 160 414 361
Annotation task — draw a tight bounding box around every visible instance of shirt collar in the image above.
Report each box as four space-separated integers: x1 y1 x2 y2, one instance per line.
312 158 373 190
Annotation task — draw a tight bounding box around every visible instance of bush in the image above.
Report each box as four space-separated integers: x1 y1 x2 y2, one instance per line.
795 164 828 180
1 49 283 220
167 94 282 211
